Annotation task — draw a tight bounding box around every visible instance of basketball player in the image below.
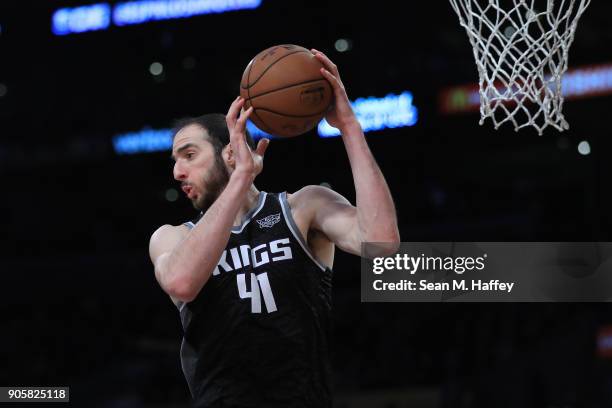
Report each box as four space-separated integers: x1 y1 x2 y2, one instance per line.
149 49 399 407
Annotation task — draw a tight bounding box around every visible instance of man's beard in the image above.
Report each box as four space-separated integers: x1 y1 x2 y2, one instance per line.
193 156 230 212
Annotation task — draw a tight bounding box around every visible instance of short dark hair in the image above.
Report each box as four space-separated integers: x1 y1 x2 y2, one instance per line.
171 113 256 156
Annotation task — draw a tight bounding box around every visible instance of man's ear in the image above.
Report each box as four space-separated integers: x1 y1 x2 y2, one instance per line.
222 144 235 169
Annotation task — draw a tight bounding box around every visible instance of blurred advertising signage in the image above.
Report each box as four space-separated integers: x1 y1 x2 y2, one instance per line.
112 123 267 155
439 63 612 114
113 128 173 154
597 326 612 359
52 0 262 35
112 91 418 155
318 91 418 137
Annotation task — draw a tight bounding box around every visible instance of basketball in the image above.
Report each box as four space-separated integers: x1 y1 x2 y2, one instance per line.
240 44 333 138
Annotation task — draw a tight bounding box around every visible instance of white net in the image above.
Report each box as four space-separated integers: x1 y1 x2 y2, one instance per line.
449 0 591 134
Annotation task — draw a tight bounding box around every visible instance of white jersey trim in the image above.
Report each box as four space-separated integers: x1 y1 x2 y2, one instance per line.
279 192 326 271
231 191 267 234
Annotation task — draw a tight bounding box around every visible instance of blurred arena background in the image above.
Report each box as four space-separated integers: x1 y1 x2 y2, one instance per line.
2 0 612 407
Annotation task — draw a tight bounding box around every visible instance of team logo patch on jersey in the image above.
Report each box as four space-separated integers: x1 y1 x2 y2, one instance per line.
256 213 281 228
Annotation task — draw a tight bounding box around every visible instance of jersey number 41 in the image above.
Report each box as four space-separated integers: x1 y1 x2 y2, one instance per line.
237 272 278 313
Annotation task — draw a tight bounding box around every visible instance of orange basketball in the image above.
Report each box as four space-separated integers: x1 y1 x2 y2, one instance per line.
240 44 333 138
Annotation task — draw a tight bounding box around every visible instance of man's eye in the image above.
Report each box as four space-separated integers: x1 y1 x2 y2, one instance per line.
186 153 194 159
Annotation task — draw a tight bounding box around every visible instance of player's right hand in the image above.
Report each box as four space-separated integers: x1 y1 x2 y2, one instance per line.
225 96 269 180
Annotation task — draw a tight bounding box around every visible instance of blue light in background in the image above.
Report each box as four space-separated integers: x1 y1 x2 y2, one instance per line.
52 3 112 35
114 0 262 26
52 0 262 34
246 120 273 140
112 122 270 155
112 92 417 155
562 66 612 98
113 128 173 155
318 91 418 137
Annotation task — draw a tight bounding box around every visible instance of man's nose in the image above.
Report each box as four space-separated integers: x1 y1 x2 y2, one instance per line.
173 161 186 181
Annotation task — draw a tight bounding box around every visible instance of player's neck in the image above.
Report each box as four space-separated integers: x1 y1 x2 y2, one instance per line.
234 185 260 227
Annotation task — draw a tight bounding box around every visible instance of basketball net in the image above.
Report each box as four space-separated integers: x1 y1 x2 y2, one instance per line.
449 0 591 134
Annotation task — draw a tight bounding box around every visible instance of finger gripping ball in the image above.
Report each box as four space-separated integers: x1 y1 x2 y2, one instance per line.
240 44 333 138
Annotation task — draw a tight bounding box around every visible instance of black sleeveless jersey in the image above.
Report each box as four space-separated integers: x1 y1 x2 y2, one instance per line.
177 192 333 408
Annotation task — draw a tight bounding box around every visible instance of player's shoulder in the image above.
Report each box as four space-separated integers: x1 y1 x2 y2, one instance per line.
288 185 336 204
288 185 349 208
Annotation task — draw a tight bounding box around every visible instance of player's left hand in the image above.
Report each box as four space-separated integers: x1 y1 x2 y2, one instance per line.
312 48 359 132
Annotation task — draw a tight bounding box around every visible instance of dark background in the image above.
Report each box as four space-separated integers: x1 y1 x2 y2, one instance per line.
1 0 612 407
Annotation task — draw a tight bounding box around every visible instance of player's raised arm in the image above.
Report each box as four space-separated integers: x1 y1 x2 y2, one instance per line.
307 49 400 255
149 98 269 303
